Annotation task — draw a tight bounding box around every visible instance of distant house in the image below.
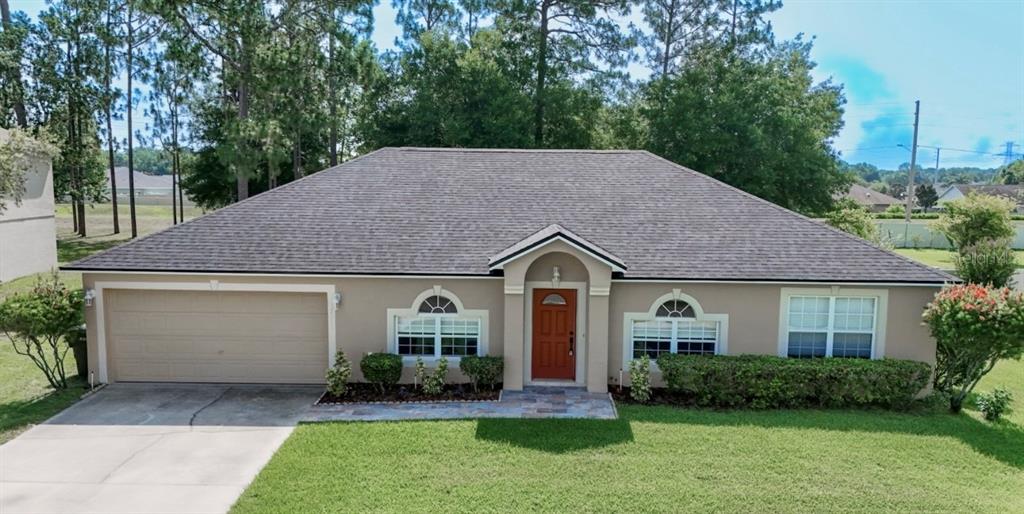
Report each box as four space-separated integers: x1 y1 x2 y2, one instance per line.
105 167 173 197
840 184 901 212
0 128 57 282
938 184 1024 212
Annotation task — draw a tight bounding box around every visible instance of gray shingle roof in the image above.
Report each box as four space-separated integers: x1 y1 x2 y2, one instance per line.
65 148 954 283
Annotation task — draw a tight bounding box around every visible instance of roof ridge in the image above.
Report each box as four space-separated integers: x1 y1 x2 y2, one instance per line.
70 148 389 268
637 150 958 283
392 147 639 154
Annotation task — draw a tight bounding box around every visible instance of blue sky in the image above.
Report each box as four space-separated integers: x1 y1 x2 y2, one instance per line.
14 0 1024 170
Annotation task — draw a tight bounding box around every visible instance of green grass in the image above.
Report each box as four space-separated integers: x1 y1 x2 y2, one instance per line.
233 406 1024 513
894 248 1024 271
0 203 200 444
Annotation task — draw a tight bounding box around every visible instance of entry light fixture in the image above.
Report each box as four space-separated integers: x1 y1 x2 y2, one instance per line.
552 266 561 288
333 292 342 306
84 288 96 307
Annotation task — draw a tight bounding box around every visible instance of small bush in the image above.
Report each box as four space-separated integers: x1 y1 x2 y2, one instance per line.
655 354 931 409
459 356 503 391
325 351 352 396
360 353 403 394
629 357 652 403
954 239 1016 287
976 388 1013 421
933 192 1015 250
414 357 427 388
422 357 448 396
824 200 890 248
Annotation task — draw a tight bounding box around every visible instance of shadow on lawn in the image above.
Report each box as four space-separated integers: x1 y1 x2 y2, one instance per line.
475 417 634 453
0 381 84 442
620 406 1024 470
57 237 125 263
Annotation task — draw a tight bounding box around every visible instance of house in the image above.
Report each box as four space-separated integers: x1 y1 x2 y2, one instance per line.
938 184 1024 212
0 128 57 282
64 148 954 392
840 183 901 212
104 167 193 206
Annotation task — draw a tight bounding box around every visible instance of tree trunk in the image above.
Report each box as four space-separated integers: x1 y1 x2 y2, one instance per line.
126 1 138 238
661 3 675 77
1 0 28 128
533 2 549 147
171 99 178 225
328 33 337 166
75 101 86 237
293 137 303 179
236 64 250 201
104 3 119 233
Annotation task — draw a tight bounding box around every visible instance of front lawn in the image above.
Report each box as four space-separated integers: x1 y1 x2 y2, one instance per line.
233 406 1024 513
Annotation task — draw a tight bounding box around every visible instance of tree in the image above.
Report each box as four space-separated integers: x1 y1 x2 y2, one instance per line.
0 0 30 128
0 127 58 213
933 192 1015 250
823 199 888 248
915 182 938 210
492 0 635 147
924 284 1024 412
394 0 459 44
954 239 1016 288
98 0 122 234
640 0 720 77
0 273 85 390
640 40 847 213
995 158 1024 185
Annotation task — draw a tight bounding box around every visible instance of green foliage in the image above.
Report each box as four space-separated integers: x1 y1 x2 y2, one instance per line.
655 354 931 409
0 272 84 390
422 356 448 396
954 239 1017 287
883 203 906 216
458 355 503 391
933 192 1015 250
824 199 888 247
628 357 651 403
640 40 848 214
924 284 1024 412
976 388 1013 422
916 183 938 210
995 159 1024 185
359 353 403 394
0 128 58 213
325 351 352 397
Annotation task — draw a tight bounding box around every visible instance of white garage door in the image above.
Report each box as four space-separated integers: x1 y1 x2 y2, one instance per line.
106 289 328 383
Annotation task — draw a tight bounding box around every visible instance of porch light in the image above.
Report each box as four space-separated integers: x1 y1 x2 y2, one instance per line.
333 292 342 305
84 288 96 307
552 266 561 288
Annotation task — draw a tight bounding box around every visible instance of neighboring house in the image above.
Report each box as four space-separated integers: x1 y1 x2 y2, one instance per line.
0 128 57 282
65 148 954 392
106 167 173 197
840 184 901 212
938 184 1024 212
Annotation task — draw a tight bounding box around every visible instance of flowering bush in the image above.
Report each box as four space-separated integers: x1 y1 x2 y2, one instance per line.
924 284 1024 412
629 357 652 403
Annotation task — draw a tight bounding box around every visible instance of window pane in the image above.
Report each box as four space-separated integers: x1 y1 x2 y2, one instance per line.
834 297 875 332
419 295 457 314
398 337 434 355
398 317 436 356
787 331 826 358
632 319 673 358
833 333 872 358
541 293 567 305
676 320 718 355
441 337 478 356
656 300 695 318
788 296 829 330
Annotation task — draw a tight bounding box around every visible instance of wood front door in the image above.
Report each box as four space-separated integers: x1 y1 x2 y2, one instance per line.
531 289 577 380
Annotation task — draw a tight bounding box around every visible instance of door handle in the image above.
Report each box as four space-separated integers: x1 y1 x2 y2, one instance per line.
569 331 575 356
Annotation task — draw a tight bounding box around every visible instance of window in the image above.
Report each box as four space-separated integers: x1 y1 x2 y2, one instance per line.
631 300 719 358
786 295 876 359
392 292 484 359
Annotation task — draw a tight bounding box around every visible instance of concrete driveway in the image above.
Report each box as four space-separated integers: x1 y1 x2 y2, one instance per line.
0 383 320 514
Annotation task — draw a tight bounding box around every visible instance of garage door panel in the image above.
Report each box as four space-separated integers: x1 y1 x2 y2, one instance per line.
107 290 328 384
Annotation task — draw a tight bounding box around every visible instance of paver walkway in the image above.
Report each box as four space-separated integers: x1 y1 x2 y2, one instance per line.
304 386 617 422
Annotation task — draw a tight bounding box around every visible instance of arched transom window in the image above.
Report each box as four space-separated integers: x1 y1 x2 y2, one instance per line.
393 290 484 359
631 294 721 359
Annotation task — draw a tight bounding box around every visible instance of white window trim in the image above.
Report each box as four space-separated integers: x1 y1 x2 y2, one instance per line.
777 287 888 359
621 289 729 369
386 286 488 364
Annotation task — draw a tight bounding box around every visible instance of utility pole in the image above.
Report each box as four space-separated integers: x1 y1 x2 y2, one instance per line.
905 100 920 223
1003 142 1016 165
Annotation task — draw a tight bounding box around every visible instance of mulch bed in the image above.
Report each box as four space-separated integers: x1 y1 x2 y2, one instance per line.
317 382 501 405
610 387 695 406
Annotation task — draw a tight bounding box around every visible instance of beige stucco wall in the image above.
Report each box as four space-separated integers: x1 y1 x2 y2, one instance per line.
0 128 57 282
608 282 939 386
82 271 940 389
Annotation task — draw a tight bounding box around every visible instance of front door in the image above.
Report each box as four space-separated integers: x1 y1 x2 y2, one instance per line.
531 289 577 380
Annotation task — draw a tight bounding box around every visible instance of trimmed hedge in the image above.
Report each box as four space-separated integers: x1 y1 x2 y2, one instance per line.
655 354 931 410
360 353 403 393
459 356 503 391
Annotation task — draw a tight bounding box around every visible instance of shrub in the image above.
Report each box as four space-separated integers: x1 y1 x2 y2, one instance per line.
924 284 1024 412
976 388 1013 421
459 356 503 391
0 273 84 389
629 357 652 403
414 357 427 388
954 239 1017 287
325 351 352 396
933 192 1015 250
422 357 448 396
824 200 889 248
655 354 931 410
360 353 403 394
